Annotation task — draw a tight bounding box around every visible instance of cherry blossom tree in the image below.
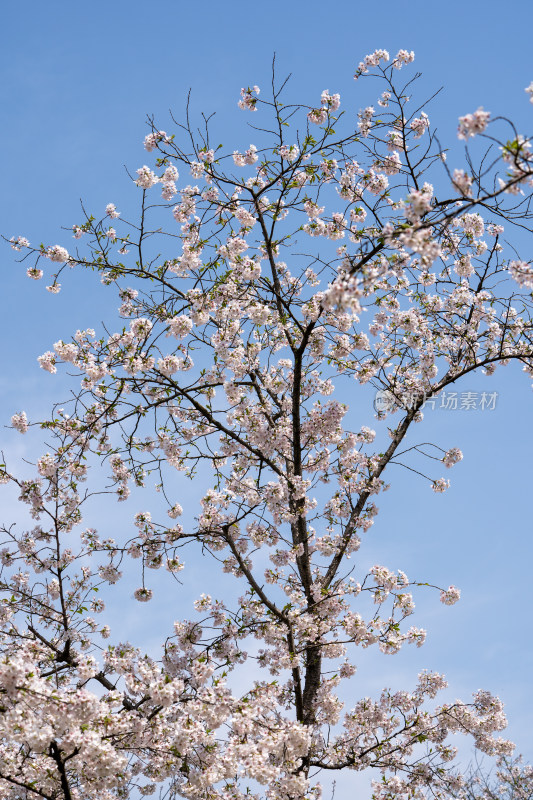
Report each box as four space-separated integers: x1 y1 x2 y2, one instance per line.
2 48 533 800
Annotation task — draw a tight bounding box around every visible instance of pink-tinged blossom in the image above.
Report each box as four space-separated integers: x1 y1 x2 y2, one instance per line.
190 161 205 178
460 212 485 237
526 82 533 103
509 260 533 288
350 206 367 223
135 166 159 189
144 130 170 151
279 144 300 162
47 578 61 599
26 267 43 280
443 447 463 468
303 217 327 237
320 158 338 180
37 454 57 478
304 200 324 219
440 585 461 605
407 627 427 647
358 106 375 137
233 144 258 166
11 412 28 433
308 107 328 125
106 203 120 218
379 151 402 175
10 235 29 250
432 477 450 493
162 164 179 183
219 236 248 261
393 49 415 69
198 148 215 163
455 254 474 277
134 587 153 602
167 314 193 338
133 511 152 528
458 107 491 140
405 183 434 220
46 244 70 263
37 351 57 374
234 206 257 228
168 502 183 519
321 90 341 111
157 355 182 376
98 564 122 583
238 85 260 111
161 183 177 201
130 317 153 338
410 112 430 138
202 185 219 202
354 49 390 78
366 171 389 196
387 129 405 152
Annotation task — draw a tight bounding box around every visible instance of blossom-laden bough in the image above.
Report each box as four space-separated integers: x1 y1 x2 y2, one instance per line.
2 48 533 800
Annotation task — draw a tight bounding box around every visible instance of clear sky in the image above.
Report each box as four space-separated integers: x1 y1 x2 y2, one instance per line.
1 0 532 778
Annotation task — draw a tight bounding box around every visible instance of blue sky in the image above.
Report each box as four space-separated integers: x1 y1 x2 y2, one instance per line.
1 0 532 776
